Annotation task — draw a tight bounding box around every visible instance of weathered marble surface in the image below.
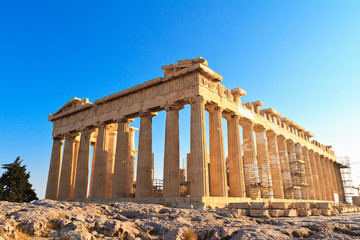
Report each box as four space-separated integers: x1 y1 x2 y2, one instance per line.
1 200 360 239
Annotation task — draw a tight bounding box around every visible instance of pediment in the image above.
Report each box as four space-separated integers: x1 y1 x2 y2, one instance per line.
49 97 92 120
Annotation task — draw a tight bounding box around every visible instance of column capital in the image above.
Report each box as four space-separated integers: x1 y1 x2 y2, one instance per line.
189 95 206 105
206 104 223 113
64 131 80 140
253 124 266 133
80 126 96 136
116 118 134 124
223 112 239 121
164 103 184 112
139 111 158 118
239 118 253 127
266 130 277 138
276 134 287 141
53 135 65 141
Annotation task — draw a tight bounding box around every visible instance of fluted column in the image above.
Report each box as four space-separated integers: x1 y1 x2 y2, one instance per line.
254 125 273 198
226 114 245 197
128 127 137 195
73 127 94 199
314 153 326 200
136 112 157 198
287 140 301 199
189 96 209 198
208 105 227 197
58 132 78 200
320 155 331 200
240 119 260 199
112 119 131 198
334 163 345 202
88 141 96 198
105 129 116 199
324 158 334 201
91 123 110 199
329 159 339 201
266 131 284 199
294 143 307 199
163 104 182 197
302 147 316 200
277 135 293 199
309 150 321 200
45 136 65 200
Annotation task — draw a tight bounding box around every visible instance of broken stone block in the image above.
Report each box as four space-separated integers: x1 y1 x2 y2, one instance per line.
294 202 310 209
284 209 298 217
312 209 321 216
298 209 312 217
269 209 284 217
228 202 251 209
249 210 269 217
315 202 332 209
270 202 291 209
321 209 332 216
250 202 269 210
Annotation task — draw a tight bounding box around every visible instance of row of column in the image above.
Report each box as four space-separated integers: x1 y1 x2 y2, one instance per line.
46 96 345 202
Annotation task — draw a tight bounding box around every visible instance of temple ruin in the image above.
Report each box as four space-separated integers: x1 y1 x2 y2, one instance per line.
45 57 345 208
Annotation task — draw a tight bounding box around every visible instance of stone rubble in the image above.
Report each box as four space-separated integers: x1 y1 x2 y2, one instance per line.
0 200 359 239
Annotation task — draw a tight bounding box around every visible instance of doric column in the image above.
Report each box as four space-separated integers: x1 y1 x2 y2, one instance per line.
189 96 209 197
286 140 301 199
58 132 78 200
88 141 96 198
73 127 94 199
105 128 116 199
324 158 334 201
302 147 316 200
329 159 339 201
320 155 332 200
294 143 307 199
225 114 245 197
266 131 284 199
277 135 293 199
128 127 137 195
91 123 111 199
240 119 260 199
70 139 80 200
163 104 183 197
309 150 320 200
254 125 273 199
136 112 157 198
45 136 65 200
314 153 326 200
334 163 345 202
112 119 131 198
208 105 227 197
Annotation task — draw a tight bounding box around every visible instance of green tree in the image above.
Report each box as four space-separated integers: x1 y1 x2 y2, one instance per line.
0 156 38 202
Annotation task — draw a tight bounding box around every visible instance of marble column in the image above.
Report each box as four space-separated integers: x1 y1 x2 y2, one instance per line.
88 141 96 199
70 139 80 200
334 163 345 202
266 131 284 199
112 119 131 198
277 135 293 199
73 127 94 199
314 153 326 200
105 129 116 199
91 123 110 199
226 114 245 198
45 136 64 200
323 158 332 201
208 105 228 197
189 96 209 198
329 159 339 201
128 127 137 195
58 132 78 200
163 104 182 197
309 150 321 200
254 125 273 199
294 143 307 199
240 119 260 199
136 112 157 198
302 147 316 200
287 140 301 199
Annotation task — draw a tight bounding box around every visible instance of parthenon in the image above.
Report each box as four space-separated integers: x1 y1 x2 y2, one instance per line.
45 57 345 208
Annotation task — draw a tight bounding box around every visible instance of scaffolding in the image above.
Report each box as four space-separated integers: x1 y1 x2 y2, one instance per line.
289 151 307 200
337 156 354 204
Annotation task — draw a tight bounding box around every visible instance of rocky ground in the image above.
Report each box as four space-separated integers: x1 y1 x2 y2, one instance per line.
0 200 360 240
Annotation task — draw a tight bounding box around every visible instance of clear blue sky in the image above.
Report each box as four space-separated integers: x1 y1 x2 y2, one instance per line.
0 1 359 199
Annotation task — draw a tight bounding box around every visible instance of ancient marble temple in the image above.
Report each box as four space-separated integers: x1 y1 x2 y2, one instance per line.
45 58 345 208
